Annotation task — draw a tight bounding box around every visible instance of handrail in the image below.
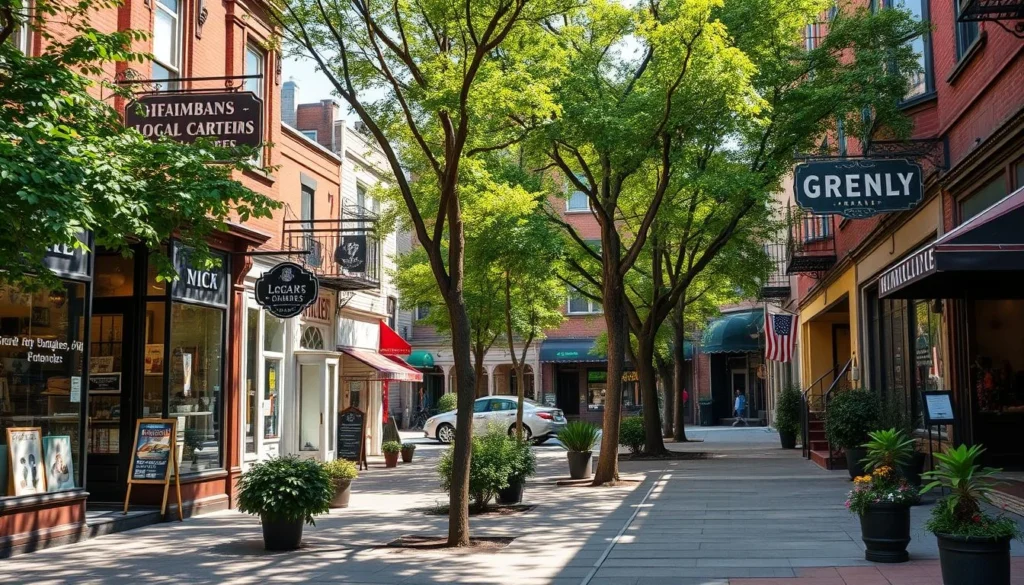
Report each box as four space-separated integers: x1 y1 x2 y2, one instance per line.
800 359 852 461
822 358 854 468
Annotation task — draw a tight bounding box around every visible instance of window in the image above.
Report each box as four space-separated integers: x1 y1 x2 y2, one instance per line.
300 184 314 228
0 282 86 497
152 0 181 89
566 174 590 212
954 3 979 61
473 399 489 413
387 296 397 329
169 303 224 473
836 118 847 157
244 308 258 454
244 44 264 98
1015 160 1024 190
567 291 601 315
301 130 318 141
880 0 932 100
300 326 324 350
960 176 1007 223
415 303 431 321
805 22 819 51
298 364 320 451
11 5 30 54
262 314 284 439
356 183 367 215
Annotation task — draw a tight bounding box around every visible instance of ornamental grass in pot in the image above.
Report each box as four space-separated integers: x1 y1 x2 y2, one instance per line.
558 421 599 479
774 385 802 449
381 441 402 468
825 390 879 479
400 442 416 463
237 456 333 551
322 458 358 508
920 444 1023 585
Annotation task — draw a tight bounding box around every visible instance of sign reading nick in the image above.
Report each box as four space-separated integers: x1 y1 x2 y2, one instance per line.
256 262 320 319
125 92 263 148
794 159 923 219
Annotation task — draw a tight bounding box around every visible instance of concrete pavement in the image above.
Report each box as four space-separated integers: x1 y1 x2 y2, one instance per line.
2 427 1022 584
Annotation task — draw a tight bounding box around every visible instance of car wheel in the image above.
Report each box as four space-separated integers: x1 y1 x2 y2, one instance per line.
437 423 455 444
508 424 532 441
533 436 549 446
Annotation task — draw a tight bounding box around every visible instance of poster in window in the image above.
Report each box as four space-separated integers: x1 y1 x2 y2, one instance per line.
6 427 46 495
145 344 164 375
43 435 75 491
91 356 114 374
171 348 195 396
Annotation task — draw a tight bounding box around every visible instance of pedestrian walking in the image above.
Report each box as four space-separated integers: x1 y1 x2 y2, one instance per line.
732 389 747 426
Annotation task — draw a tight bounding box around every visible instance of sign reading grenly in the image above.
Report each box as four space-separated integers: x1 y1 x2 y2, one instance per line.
124 92 264 148
794 159 923 219
335 235 368 273
255 262 320 319
337 407 367 470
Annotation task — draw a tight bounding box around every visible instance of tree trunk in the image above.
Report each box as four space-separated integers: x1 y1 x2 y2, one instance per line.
637 334 667 455
657 359 674 438
446 300 477 547
672 304 689 442
515 363 526 440
473 344 486 398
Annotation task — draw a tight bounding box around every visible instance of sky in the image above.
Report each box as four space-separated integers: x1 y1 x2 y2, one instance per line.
282 54 349 118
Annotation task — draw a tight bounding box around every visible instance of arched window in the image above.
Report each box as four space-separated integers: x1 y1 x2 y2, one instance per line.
300 326 325 350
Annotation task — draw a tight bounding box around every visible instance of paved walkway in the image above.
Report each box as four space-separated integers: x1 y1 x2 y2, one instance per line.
1 427 1022 584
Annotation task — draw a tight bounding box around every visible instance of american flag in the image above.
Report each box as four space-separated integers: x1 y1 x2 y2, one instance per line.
765 311 798 363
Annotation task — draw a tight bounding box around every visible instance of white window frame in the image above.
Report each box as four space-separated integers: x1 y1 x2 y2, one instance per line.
13 7 30 54
301 130 318 141
152 0 182 88
240 303 261 463
567 292 602 315
566 173 591 213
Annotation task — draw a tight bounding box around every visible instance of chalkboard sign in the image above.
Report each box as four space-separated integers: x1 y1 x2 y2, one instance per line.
337 407 367 470
124 419 182 520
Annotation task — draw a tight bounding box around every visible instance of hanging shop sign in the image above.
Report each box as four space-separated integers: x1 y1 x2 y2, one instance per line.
125 92 263 148
255 262 320 319
794 159 923 219
335 235 367 273
171 242 229 308
43 231 92 281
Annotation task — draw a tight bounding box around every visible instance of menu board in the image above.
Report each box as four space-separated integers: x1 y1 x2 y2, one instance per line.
337 407 366 470
124 419 182 520
923 391 955 425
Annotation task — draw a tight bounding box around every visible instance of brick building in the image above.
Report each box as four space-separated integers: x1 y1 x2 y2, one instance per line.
790 0 1024 470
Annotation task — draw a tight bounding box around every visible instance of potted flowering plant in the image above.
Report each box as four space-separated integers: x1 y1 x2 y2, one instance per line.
381 440 402 467
920 444 1023 585
847 466 918 562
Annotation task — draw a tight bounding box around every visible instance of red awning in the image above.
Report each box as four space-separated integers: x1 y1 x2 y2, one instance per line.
386 356 423 379
340 347 423 382
379 320 411 356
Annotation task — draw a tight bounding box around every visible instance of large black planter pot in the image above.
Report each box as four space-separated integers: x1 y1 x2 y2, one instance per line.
899 451 926 487
497 479 525 504
859 502 911 563
567 451 593 480
261 515 304 551
846 447 868 480
779 430 797 449
936 533 1011 585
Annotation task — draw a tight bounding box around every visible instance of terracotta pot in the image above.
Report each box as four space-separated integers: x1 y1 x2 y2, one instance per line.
384 451 399 468
330 478 352 508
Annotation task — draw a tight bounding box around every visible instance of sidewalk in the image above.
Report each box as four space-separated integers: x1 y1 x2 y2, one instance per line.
1 427 1021 584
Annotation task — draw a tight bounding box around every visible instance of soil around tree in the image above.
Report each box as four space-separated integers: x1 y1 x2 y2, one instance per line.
420 503 535 516
385 535 515 552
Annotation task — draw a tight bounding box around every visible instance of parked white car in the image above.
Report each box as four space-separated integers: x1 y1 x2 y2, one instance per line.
424 397 567 444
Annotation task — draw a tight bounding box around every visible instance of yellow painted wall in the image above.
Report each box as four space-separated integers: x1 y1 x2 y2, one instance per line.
856 197 940 285
798 265 858 390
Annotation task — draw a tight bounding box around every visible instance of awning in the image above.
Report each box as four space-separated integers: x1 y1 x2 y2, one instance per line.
540 338 605 363
378 320 411 356
340 347 423 382
701 310 764 354
880 186 1024 299
406 349 435 369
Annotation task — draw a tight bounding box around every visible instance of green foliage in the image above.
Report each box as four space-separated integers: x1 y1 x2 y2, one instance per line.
0 0 278 288
322 458 359 480
877 391 914 436
862 428 915 472
920 444 1014 536
825 390 879 450
558 421 600 453
619 417 646 455
237 457 333 525
925 500 1023 541
436 394 458 413
774 385 802 437
380 441 403 454
401 443 416 451
845 466 917 516
437 429 530 509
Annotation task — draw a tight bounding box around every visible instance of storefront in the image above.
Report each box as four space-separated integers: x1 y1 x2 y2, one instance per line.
539 338 642 424
798 266 857 394
699 309 765 424
879 186 1024 469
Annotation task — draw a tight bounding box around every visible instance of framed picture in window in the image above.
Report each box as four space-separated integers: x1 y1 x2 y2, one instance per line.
31 307 50 327
7 427 46 496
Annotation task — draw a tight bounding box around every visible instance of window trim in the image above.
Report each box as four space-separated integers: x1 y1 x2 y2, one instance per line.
415 303 431 321
301 129 318 141
566 292 602 315
878 0 934 103
566 190 591 213
152 0 183 86
947 31 986 86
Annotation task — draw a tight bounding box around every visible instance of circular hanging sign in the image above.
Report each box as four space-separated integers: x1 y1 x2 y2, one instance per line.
255 262 320 319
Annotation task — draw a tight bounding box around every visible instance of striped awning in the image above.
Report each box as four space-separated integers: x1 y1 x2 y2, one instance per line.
340 347 423 382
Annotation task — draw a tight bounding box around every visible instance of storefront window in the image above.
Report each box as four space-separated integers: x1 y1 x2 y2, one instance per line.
264 315 285 353
143 302 167 417
94 255 135 298
972 300 1024 414
244 308 258 454
264 359 280 439
913 301 944 394
169 303 223 472
0 282 86 497
586 369 640 411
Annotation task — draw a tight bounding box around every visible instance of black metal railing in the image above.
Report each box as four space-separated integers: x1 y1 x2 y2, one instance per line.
283 218 380 290
801 357 853 467
760 242 790 299
787 206 838 274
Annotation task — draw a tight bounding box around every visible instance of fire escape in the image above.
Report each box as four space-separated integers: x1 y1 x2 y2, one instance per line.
957 0 1024 38
786 207 837 276
283 204 381 291
760 242 791 300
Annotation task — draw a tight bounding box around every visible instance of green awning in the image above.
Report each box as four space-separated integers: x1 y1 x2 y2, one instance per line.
406 349 435 368
540 338 605 363
701 310 764 354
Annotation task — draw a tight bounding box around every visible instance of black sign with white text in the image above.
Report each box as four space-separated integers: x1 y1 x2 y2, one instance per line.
125 92 264 148
255 262 320 319
794 159 923 219
879 245 936 298
335 235 367 273
171 242 229 308
43 231 92 280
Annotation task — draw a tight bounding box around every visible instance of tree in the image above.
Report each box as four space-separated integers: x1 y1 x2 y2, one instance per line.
275 0 568 545
541 0 927 478
0 0 278 287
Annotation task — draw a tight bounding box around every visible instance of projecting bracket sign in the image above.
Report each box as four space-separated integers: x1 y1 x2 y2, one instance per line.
255 262 320 319
794 159 924 219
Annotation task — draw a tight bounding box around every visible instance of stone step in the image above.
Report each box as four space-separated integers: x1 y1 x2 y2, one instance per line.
809 440 829 452
809 449 843 470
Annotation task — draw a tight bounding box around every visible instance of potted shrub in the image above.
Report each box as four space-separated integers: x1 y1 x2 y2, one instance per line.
618 416 646 455
920 444 1023 585
825 389 879 479
774 385 802 449
237 456 333 551
400 442 416 463
558 421 599 479
381 441 401 467
322 458 358 508
438 428 515 511
498 437 536 504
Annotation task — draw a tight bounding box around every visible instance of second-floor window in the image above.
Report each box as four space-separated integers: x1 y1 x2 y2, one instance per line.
878 0 932 101
387 296 397 329
152 0 181 88
300 184 314 226
954 3 979 61
415 303 430 321
244 43 264 97
567 173 590 212
301 130 318 141
567 291 601 315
